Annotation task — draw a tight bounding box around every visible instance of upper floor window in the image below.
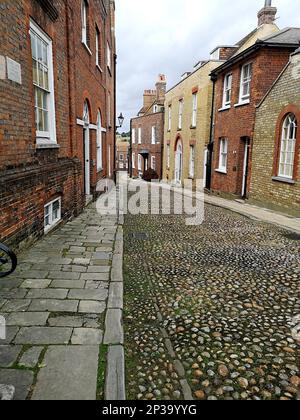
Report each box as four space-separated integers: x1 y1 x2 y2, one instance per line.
223 73 232 108
132 128 136 144
168 105 172 131
151 126 156 144
107 92 111 127
166 144 170 169
278 113 297 179
192 93 198 127
96 26 101 69
30 20 56 145
218 138 228 173
138 127 142 144
153 105 158 113
239 63 252 103
178 99 184 129
138 154 142 171
81 1 89 46
132 153 135 169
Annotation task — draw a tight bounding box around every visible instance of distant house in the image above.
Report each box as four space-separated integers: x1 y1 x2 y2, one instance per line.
130 75 166 179
208 1 300 200
116 137 129 171
250 48 300 216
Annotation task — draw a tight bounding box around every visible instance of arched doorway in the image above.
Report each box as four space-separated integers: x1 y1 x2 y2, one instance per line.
83 101 91 196
175 140 183 184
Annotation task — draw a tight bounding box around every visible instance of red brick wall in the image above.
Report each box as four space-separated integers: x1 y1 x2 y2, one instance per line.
211 47 293 197
0 0 115 250
131 112 164 179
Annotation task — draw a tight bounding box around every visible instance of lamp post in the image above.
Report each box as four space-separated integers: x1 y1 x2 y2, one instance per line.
116 113 125 130
115 113 125 182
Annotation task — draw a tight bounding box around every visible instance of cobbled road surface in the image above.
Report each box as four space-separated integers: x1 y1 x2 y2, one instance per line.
124 197 300 401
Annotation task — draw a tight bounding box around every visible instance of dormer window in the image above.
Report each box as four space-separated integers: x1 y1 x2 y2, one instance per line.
239 63 252 103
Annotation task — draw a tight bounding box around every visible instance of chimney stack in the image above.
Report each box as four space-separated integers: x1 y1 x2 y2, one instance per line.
155 74 166 103
257 0 277 27
143 90 156 111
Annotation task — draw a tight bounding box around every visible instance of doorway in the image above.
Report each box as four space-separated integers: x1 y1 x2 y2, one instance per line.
241 137 250 198
83 101 90 196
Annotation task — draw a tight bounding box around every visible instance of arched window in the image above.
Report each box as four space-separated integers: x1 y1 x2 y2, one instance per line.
83 101 89 126
97 111 103 171
278 113 297 179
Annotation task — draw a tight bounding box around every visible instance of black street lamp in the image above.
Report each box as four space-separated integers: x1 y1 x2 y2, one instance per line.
117 112 125 129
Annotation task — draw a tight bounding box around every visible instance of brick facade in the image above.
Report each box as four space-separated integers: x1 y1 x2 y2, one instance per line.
130 76 166 179
211 47 296 198
131 112 164 179
250 51 300 216
0 0 115 250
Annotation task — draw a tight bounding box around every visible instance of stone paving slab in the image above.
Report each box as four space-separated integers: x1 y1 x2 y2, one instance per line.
19 347 43 368
78 300 106 314
0 345 22 367
68 289 108 301
105 345 126 400
14 327 72 345
71 328 103 345
26 289 69 300
50 279 85 289
20 279 51 289
6 312 49 327
103 309 124 345
28 299 79 313
108 283 123 309
0 369 34 400
32 346 99 400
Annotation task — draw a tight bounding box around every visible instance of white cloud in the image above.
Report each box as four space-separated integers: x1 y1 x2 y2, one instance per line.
116 0 299 131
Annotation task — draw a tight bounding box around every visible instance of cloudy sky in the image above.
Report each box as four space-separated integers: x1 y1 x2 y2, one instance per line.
116 0 298 132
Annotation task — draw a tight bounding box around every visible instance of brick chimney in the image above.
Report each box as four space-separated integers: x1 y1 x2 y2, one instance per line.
143 90 156 111
257 0 277 27
155 74 166 103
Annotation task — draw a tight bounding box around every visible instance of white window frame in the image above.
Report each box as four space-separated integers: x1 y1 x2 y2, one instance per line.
153 105 158 113
44 197 61 233
132 128 136 144
151 156 156 171
138 127 142 144
107 92 111 127
189 145 195 178
179 99 184 129
239 63 252 104
30 20 57 146
218 138 228 173
81 0 88 45
151 126 156 145
222 73 232 108
95 26 102 70
96 111 103 171
132 153 135 169
138 154 142 171
192 93 198 127
107 41 111 70
167 144 170 169
278 113 297 179
168 105 172 131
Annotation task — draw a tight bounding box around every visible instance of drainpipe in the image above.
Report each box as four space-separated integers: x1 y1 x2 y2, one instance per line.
205 73 218 191
113 53 117 184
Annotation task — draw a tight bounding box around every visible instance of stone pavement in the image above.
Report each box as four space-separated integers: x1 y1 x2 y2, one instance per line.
0 202 125 400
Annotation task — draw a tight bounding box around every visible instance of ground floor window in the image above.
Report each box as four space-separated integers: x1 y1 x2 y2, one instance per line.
189 145 195 178
278 113 297 179
218 138 228 173
44 198 61 232
167 144 170 169
151 156 156 171
132 153 135 169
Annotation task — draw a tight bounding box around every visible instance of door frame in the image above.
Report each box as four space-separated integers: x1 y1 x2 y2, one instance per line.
242 137 250 198
175 140 183 184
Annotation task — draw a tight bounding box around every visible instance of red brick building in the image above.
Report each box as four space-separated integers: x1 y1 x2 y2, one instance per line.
130 75 166 179
0 0 116 250
208 3 300 199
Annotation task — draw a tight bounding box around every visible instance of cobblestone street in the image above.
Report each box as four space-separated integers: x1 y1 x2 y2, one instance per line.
0 204 124 400
124 195 300 401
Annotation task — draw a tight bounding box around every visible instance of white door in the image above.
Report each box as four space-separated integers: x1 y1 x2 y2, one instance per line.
175 142 183 184
83 102 90 196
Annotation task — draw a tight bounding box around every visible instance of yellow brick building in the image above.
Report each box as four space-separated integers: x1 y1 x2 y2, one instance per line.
163 59 221 186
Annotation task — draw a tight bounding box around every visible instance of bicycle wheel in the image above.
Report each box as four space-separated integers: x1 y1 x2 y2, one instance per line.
0 243 17 278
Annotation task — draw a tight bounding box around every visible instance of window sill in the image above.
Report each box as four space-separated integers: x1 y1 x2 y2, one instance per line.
36 143 60 150
44 219 62 234
96 64 103 73
219 106 231 112
234 100 250 108
82 42 92 56
215 169 227 175
272 176 295 185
